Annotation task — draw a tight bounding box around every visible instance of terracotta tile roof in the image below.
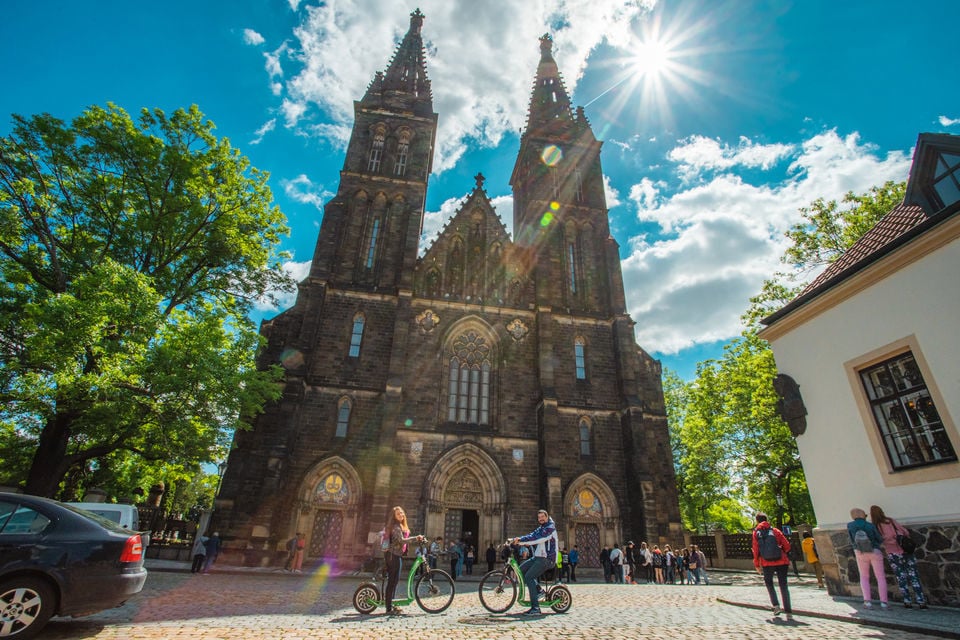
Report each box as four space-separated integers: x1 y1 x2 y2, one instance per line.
800 202 928 296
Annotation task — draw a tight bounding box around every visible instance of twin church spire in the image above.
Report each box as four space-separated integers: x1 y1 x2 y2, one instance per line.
361 9 433 116
314 9 619 315
524 33 577 133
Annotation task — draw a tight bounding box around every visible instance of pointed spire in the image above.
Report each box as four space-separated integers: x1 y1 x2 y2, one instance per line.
362 9 433 113
523 34 575 134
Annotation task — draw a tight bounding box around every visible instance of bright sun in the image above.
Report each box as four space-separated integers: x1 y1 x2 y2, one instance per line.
582 6 716 132
629 38 675 78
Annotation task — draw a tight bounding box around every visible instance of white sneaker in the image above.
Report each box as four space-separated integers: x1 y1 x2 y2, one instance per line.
863 601 873 608
785 613 794 621
772 605 781 616
880 602 888 609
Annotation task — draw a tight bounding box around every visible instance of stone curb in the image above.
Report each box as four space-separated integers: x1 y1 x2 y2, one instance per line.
717 597 960 639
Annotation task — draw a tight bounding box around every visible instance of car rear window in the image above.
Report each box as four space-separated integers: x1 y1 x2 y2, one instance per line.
0 504 51 535
85 509 123 523
61 503 134 533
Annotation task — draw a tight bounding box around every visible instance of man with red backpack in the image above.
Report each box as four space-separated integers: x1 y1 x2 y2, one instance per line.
752 512 793 621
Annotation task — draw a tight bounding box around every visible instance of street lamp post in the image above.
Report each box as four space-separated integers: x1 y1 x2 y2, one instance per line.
775 493 784 530
215 461 228 497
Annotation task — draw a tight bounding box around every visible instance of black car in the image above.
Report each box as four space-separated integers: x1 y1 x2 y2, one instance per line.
0 492 148 639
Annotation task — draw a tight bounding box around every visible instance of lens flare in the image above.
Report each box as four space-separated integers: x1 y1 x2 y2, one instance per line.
541 145 562 166
306 562 332 593
280 348 304 369
549 201 560 211
540 212 554 227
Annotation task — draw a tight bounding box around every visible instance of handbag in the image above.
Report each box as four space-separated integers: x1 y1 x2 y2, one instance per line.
897 531 917 555
890 520 917 555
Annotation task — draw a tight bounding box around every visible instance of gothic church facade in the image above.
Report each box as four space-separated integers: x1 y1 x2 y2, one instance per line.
213 9 681 568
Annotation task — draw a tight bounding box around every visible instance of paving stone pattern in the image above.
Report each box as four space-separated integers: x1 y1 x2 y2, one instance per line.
37 566 954 639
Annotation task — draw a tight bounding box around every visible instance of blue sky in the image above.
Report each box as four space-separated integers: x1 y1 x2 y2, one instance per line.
3 0 958 380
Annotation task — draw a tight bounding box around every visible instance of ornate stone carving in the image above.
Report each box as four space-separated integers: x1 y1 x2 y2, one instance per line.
444 469 483 505
773 373 808 436
416 309 440 335
506 318 528 342
297 499 314 515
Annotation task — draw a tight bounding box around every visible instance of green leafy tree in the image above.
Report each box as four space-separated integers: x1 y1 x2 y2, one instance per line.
0 104 292 497
669 181 905 530
664 335 814 531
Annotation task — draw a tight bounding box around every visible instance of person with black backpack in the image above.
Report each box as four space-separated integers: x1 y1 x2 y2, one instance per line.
752 512 793 621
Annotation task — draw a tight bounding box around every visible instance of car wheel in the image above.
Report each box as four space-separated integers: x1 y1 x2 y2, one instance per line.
0 576 57 639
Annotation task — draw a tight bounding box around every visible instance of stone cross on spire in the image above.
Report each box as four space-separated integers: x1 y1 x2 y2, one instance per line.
474 172 486 189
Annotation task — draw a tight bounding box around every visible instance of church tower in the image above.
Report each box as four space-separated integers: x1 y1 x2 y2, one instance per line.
213 12 681 569
309 7 437 291
511 34 626 315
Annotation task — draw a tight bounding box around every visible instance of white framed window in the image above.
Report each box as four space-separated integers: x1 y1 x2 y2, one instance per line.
860 351 956 470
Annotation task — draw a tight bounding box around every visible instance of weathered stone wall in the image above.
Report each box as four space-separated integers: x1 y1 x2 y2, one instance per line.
816 521 960 607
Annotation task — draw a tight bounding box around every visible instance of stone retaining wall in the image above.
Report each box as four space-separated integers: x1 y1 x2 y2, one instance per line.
816 521 960 607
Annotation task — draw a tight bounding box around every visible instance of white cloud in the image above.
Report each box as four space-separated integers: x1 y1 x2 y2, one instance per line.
280 99 307 128
281 174 331 208
667 135 794 183
271 0 658 172
938 115 960 127
256 260 312 311
288 0 301 10
623 128 913 354
249 118 276 145
603 175 621 209
243 29 265 46
264 43 289 79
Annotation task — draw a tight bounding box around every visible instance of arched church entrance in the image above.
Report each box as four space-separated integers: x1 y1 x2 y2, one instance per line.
564 473 620 568
423 443 506 556
292 456 363 565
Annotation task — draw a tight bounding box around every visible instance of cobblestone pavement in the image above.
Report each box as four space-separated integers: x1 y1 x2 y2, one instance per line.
39 567 954 639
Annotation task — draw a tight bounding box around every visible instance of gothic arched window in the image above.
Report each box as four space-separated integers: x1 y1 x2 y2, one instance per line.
367 125 386 173
567 240 579 294
394 128 413 177
448 238 464 297
574 337 587 380
335 397 352 438
364 218 381 269
348 313 365 358
446 330 493 425
579 418 592 456
565 224 580 297
425 268 441 298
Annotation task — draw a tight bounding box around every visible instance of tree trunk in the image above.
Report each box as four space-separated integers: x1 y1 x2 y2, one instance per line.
24 410 74 497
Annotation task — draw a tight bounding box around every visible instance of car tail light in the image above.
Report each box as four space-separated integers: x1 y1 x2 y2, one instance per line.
120 534 144 562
